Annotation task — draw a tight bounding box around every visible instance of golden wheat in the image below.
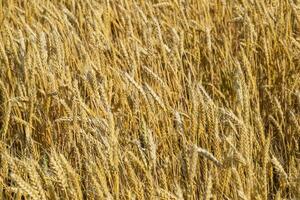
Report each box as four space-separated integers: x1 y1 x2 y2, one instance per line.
0 0 299 199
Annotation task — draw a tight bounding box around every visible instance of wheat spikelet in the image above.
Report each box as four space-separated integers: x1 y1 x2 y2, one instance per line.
89 174 105 199
59 154 83 200
0 42 9 66
92 161 113 199
49 153 68 195
269 116 284 144
174 111 184 136
232 168 248 200
123 71 148 102
204 173 212 200
143 83 166 111
98 83 111 113
1 100 11 140
188 146 198 184
233 63 245 114
124 157 139 191
52 29 64 65
26 163 47 200
141 65 168 89
134 3 148 24
206 27 212 54
271 156 289 181
157 188 179 200
88 172 106 199
39 31 48 65
153 17 163 43
289 0 300 23
144 171 155 199
153 2 173 8
273 97 284 122
62 6 78 27
289 111 300 134
145 127 157 171
17 30 26 59
194 145 222 167
262 135 271 200
11 173 40 200
127 151 147 175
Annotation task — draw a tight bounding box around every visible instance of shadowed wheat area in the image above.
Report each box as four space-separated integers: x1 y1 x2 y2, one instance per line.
0 0 299 199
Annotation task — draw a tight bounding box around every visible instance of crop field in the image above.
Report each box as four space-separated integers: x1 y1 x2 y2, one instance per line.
0 0 299 199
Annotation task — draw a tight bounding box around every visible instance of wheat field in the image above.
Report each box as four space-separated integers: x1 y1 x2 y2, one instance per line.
0 0 299 199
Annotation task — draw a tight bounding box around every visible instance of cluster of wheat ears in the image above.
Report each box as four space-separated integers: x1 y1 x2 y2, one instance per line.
0 0 299 199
